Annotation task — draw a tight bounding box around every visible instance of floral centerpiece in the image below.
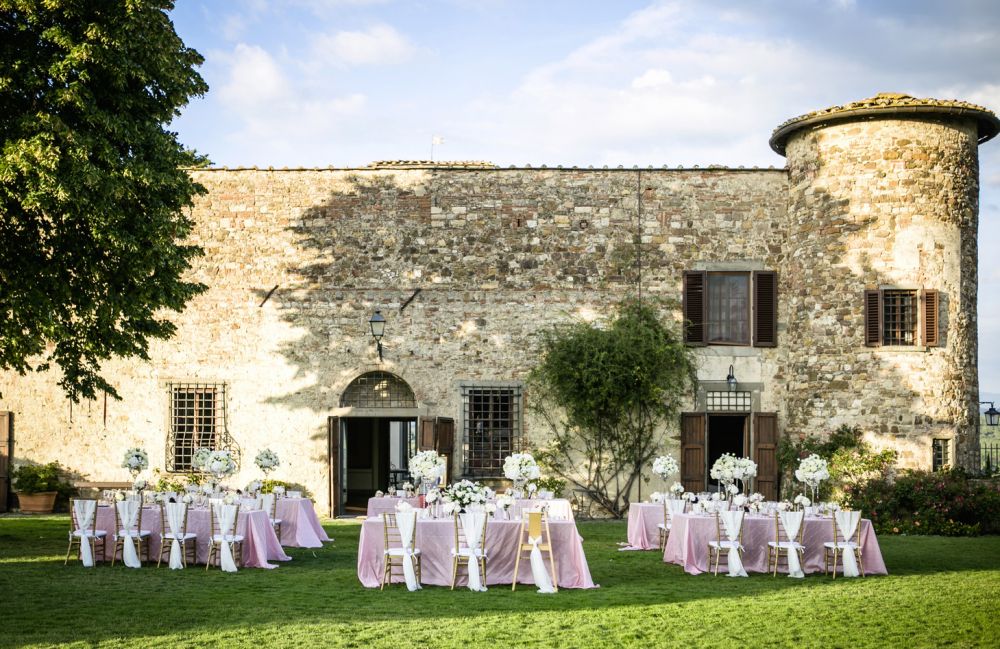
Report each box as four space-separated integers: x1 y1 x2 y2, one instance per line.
652 455 679 482
205 449 237 480
255 449 280 476
133 478 148 496
191 447 213 472
793 494 811 511
408 450 446 490
121 447 149 479
503 453 540 497
245 480 262 495
794 454 830 504
401 481 414 497
710 453 758 494
441 479 491 513
496 492 515 518
669 482 685 498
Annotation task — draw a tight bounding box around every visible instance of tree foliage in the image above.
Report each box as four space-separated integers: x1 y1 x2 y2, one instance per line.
529 299 696 518
0 0 208 401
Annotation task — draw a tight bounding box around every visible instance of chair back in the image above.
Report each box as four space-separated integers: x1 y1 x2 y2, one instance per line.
261 493 278 519
115 498 143 535
161 502 189 537
70 498 98 535
211 502 241 538
715 510 744 543
776 510 805 543
527 510 543 539
833 509 862 544
240 496 262 511
455 511 488 553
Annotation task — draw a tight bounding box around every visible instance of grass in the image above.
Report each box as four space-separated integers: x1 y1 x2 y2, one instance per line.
0 517 998 648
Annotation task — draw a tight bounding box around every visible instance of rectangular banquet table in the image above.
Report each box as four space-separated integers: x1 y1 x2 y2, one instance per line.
626 502 665 550
95 505 292 568
366 496 423 518
663 512 888 575
357 516 597 589
276 497 331 548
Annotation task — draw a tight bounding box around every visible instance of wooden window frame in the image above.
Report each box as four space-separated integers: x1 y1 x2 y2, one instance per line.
684 269 777 347
864 288 939 348
461 384 522 478
706 271 751 346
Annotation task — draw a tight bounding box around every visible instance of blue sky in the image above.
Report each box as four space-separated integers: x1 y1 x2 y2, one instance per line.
168 0 1000 400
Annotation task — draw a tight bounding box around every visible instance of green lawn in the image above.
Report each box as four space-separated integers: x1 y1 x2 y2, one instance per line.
0 517 997 648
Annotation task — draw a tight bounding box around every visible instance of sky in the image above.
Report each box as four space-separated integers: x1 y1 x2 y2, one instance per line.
168 0 1000 401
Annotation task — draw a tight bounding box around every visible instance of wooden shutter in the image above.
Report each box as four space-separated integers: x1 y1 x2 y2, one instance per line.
680 413 706 492
435 417 455 482
922 289 939 347
864 289 882 347
753 270 777 347
327 416 340 517
0 412 10 513
418 417 436 451
683 271 707 345
753 413 779 501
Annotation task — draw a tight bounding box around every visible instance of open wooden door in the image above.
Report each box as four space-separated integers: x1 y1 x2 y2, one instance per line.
0 412 11 513
327 416 340 517
418 416 455 482
681 413 706 492
753 412 779 500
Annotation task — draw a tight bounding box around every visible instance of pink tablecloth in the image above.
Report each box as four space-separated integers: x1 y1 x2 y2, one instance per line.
366 496 422 518
626 503 665 550
357 517 598 589
276 498 331 548
663 513 888 575
95 505 292 568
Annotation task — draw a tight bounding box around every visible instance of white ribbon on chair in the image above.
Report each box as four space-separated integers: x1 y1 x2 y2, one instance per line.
720 510 747 577
165 502 186 570
527 535 556 594
667 498 686 522
460 511 488 592
780 510 805 578
216 503 239 573
116 499 142 569
73 500 97 567
395 511 421 591
836 510 862 577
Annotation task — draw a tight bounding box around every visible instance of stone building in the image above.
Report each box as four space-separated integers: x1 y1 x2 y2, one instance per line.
2 93 997 515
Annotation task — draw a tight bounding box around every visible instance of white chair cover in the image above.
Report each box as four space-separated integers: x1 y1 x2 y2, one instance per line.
459 511 488 592
835 510 862 577
395 511 421 591
720 510 747 577
527 521 556 594
780 510 805 578
214 503 239 573
73 500 97 567
165 502 187 570
667 498 686 520
116 499 142 569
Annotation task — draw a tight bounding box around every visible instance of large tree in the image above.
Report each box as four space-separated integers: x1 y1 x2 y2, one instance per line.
0 1 208 401
529 299 696 518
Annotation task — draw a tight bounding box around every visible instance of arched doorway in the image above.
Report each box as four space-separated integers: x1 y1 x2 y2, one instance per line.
334 372 419 514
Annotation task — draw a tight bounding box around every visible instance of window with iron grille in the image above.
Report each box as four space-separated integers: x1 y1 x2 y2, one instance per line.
166 383 239 472
340 372 416 408
462 385 522 477
882 289 918 346
864 288 939 348
932 438 950 472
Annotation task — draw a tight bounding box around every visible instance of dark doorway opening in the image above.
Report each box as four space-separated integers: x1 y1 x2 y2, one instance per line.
707 414 747 489
343 417 416 511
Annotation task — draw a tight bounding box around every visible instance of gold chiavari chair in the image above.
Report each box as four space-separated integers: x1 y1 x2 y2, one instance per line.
111 499 152 566
823 511 864 579
261 493 283 542
767 511 805 576
450 512 489 590
206 503 244 570
707 511 744 576
381 512 422 590
512 510 558 592
65 498 107 565
157 502 198 568
657 499 686 550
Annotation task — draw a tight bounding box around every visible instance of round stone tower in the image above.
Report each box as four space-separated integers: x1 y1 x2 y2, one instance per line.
770 93 999 469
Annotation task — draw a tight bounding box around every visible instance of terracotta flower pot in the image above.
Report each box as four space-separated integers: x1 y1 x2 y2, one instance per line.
16 491 57 514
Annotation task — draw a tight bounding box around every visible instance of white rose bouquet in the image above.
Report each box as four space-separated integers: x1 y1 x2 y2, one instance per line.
133 478 148 492
245 480 262 494
652 455 679 480
206 450 237 478
794 494 812 511
192 447 213 471
795 454 830 502
683 491 697 502
409 450 446 483
121 447 149 476
669 482 685 497
649 492 664 503
442 479 490 512
503 453 541 482
255 449 280 475
496 493 515 511
425 488 441 504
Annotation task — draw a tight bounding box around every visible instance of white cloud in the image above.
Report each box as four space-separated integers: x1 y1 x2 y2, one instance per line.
631 68 673 89
311 24 416 66
217 44 290 108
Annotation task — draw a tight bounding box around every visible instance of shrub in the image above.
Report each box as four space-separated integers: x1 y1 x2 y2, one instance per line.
843 469 1000 536
778 425 897 500
11 462 76 510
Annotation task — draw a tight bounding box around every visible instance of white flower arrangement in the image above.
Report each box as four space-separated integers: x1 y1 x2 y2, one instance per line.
272 485 285 495
732 494 748 508
181 493 193 504
442 500 460 516
201 483 214 496
408 450 446 482
776 501 791 512
206 450 237 478
683 491 697 502
442 479 490 511
526 482 538 496
670 482 685 496
710 454 757 491
114 490 126 502
651 455 679 479
795 454 830 502
245 480 262 494
496 493 515 511
254 448 280 473
503 453 541 482
191 447 213 471
794 494 812 509
726 483 739 495
484 502 498 515
121 447 149 473
649 492 664 503
711 491 722 502
425 488 441 504
133 478 148 491
401 482 414 493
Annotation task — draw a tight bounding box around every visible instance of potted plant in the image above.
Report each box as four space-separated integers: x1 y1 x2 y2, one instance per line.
12 462 73 514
